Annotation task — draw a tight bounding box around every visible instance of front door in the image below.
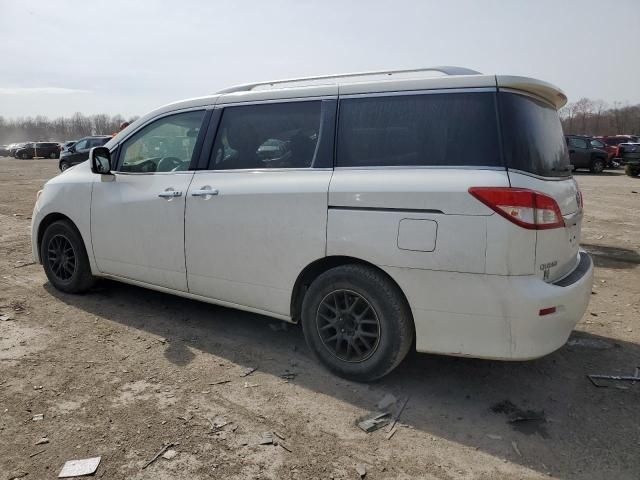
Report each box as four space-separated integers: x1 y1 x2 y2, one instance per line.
185 99 335 317
567 137 590 168
91 110 207 291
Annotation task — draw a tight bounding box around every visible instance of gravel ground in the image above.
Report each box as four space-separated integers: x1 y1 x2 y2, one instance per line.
0 158 639 480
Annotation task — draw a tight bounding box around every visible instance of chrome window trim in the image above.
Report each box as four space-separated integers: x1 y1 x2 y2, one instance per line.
216 96 337 108
507 167 572 181
334 165 505 171
113 171 196 176
339 86 496 99
194 167 333 174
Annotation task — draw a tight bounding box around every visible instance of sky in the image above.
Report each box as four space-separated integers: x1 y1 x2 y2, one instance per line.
0 0 637 119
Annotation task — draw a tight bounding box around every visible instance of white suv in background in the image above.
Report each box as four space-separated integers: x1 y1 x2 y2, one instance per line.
31 66 593 381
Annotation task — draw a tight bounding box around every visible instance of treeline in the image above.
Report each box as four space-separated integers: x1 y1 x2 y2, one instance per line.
0 113 139 144
560 99 640 137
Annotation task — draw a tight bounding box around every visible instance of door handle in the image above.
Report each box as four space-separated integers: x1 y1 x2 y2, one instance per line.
158 190 182 198
191 188 219 197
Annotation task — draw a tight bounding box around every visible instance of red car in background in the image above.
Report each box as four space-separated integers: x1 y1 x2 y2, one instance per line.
595 135 640 165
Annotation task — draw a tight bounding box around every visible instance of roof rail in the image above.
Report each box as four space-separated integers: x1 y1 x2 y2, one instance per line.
216 65 482 94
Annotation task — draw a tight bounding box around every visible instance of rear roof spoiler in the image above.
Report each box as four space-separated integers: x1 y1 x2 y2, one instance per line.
496 75 568 109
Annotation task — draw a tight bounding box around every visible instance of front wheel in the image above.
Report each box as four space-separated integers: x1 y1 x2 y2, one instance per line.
60 161 70 171
301 264 414 382
40 220 95 293
590 158 605 174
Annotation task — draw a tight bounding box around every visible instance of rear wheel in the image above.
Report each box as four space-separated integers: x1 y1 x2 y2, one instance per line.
40 220 95 293
626 164 639 177
590 158 605 174
301 264 414 382
49 152 57 159
19 152 28 159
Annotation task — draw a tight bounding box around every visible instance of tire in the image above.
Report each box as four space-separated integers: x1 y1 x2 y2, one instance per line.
590 158 605 174
49 152 57 159
19 152 27 160
626 165 639 177
40 220 95 293
301 264 414 382
60 161 70 171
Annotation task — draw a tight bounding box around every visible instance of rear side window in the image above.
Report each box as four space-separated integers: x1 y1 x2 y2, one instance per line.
336 92 501 168
568 137 588 149
211 101 322 170
500 92 570 177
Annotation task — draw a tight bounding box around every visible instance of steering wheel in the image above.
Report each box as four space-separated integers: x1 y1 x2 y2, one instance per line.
157 156 183 172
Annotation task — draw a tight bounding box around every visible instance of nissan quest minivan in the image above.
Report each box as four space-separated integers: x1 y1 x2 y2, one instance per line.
31 67 593 381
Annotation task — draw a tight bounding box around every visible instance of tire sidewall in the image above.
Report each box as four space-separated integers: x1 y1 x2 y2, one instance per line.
591 158 604 173
40 221 91 293
301 267 408 381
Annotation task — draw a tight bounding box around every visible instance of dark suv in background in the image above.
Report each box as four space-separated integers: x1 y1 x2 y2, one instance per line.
59 136 111 171
565 135 608 173
14 142 61 159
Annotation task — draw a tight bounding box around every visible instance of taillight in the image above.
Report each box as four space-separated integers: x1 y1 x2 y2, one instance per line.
469 187 565 230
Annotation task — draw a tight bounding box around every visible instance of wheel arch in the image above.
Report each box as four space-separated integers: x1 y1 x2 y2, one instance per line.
290 256 414 327
36 213 83 263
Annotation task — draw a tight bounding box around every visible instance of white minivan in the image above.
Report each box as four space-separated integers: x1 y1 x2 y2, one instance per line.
32 67 593 381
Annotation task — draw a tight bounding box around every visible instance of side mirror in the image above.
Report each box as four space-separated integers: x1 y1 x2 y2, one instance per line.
90 147 112 174
68 145 76 153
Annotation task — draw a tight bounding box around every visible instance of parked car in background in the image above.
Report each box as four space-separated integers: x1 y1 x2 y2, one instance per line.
61 140 77 151
587 138 618 168
596 135 640 163
619 142 640 177
58 136 111 171
565 135 608 173
0 145 9 156
9 142 30 157
33 67 593 381
14 142 61 159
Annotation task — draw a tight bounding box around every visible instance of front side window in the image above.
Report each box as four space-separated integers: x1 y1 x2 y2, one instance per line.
88 138 109 148
74 139 88 151
590 139 605 148
118 110 205 173
336 92 501 168
211 101 322 170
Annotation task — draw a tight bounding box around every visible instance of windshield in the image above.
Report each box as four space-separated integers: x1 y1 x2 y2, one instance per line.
499 92 571 177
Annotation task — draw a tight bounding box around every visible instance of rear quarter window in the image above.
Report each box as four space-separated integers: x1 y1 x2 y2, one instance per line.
499 92 571 177
336 91 501 168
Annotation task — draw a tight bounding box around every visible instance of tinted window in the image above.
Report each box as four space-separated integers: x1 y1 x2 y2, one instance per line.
336 92 500 167
590 139 605 148
74 139 88 150
568 137 588 149
88 138 109 148
118 110 205 173
500 92 570 177
211 101 322 170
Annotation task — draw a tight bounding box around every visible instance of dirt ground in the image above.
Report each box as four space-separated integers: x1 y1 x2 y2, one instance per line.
0 158 638 480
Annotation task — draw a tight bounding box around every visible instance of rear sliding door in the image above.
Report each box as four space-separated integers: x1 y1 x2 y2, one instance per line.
184 99 336 317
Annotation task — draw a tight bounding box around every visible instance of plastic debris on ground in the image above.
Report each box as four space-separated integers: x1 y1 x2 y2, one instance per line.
58 456 101 478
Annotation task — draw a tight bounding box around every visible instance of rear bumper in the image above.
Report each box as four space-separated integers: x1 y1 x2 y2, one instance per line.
383 250 594 360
